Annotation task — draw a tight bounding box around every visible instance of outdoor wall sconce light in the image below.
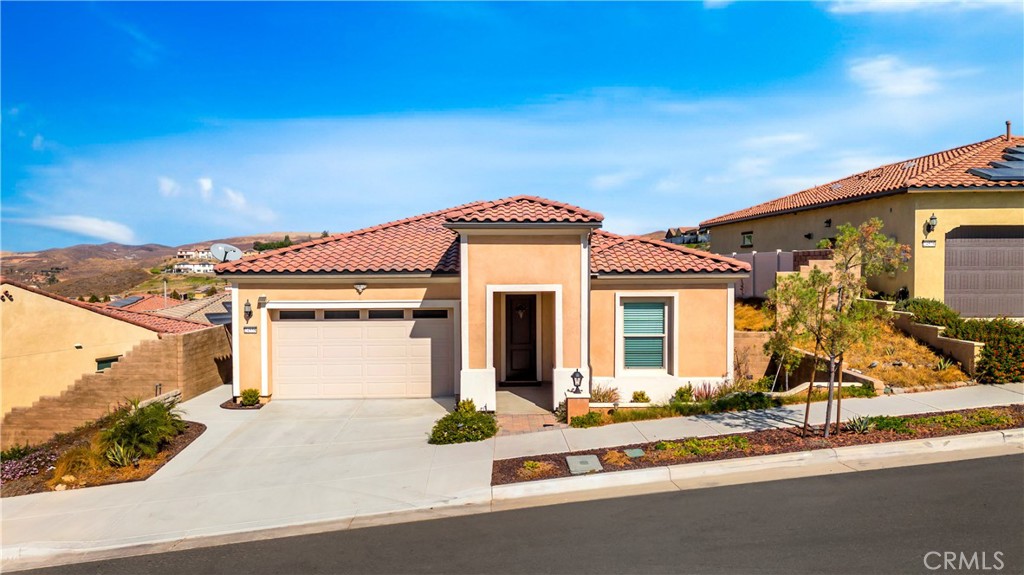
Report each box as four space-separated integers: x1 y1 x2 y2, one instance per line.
924 213 938 234
824 219 832 228
570 369 584 394
243 300 253 323
804 232 814 239
354 283 367 295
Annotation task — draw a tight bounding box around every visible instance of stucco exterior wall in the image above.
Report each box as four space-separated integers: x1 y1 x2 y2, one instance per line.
231 281 460 394
589 281 731 380
910 191 1024 301
707 191 1023 299
1 283 159 415
464 235 582 370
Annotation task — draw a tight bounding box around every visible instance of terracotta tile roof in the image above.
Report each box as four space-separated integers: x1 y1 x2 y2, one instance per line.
150 292 231 324
0 277 212 334
445 195 604 224
701 135 1024 227
216 196 742 276
590 231 749 274
108 293 186 312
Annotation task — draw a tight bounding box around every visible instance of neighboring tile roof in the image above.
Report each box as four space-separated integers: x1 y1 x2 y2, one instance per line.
590 231 748 274
150 292 231 324
701 135 1024 227
0 277 213 334
445 195 604 224
216 196 743 276
107 293 186 312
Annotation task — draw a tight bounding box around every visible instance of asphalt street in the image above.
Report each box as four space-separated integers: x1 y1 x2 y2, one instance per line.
20 454 1024 575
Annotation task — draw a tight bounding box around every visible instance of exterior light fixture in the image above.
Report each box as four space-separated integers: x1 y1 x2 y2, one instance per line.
354 283 368 295
824 219 832 228
243 300 253 323
925 213 938 234
257 295 267 307
570 369 584 394
804 232 814 239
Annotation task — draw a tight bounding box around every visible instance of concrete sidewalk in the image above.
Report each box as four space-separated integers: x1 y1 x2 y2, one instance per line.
2 383 1021 570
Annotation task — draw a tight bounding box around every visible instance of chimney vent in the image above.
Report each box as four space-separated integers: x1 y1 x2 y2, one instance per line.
1007 120 1012 141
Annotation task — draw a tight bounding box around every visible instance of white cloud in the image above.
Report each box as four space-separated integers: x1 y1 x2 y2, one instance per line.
703 0 734 9
157 176 181 197
4 72 1019 250
31 134 45 151
197 177 213 201
222 187 275 222
19 215 138 244
848 55 941 98
826 0 1023 14
590 170 643 191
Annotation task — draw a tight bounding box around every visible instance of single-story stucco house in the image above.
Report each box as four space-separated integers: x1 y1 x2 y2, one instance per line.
216 196 749 410
700 130 1024 318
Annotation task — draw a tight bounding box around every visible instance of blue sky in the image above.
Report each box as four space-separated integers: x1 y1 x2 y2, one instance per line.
2 1 1022 252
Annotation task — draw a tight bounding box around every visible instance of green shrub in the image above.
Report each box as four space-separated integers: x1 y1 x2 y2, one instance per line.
569 411 604 428
608 405 674 423
631 390 651 403
49 440 107 486
1 443 36 461
239 388 261 407
673 385 694 403
867 415 913 434
711 391 779 413
105 441 140 468
669 401 712 417
554 400 568 424
590 385 620 403
947 318 1024 384
894 298 961 329
100 399 186 459
655 436 749 457
428 404 498 444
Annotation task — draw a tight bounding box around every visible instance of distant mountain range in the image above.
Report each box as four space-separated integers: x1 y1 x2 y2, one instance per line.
0 232 314 298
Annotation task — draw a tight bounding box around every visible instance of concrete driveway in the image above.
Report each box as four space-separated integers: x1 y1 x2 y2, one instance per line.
2 386 496 563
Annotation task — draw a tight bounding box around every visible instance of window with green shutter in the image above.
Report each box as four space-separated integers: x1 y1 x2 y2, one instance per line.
623 301 666 369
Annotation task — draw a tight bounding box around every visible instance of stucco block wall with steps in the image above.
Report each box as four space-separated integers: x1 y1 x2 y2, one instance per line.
2 326 231 449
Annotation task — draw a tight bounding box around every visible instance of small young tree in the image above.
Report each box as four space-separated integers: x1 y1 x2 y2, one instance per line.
766 218 909 437
87 294 100 303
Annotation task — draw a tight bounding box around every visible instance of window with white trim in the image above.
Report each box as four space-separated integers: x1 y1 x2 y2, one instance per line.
622 301 667 369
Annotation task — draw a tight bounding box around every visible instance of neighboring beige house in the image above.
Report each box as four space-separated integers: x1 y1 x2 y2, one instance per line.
216 196 749 410
1 278 232 448
150 292 232 327
701 132 1024 317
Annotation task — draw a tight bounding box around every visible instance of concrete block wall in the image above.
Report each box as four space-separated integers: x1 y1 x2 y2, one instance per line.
1 326 231 449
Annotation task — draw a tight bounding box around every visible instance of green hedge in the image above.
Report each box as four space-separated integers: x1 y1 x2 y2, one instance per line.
428 400 498 444
947 318 1024 385
894 298 961 329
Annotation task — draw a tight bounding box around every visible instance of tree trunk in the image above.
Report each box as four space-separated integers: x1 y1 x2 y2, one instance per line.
823 354 836 438
835 354 844 435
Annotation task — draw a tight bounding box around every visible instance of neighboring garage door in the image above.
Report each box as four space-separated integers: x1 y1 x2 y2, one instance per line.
945 226 1024 318
272 309 454 398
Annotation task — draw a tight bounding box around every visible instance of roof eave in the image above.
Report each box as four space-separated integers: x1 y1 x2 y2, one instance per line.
442 221 602 230
701 187 908 228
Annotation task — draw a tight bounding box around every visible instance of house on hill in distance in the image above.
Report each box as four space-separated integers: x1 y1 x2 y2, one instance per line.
700 127 1024 318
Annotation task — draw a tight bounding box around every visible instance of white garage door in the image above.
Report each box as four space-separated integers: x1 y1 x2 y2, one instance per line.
272 310 454 399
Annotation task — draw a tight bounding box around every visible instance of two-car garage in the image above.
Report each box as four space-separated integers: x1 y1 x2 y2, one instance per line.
271 308 455 399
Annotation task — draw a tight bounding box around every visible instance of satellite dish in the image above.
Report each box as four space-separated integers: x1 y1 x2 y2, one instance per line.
210 243 243 262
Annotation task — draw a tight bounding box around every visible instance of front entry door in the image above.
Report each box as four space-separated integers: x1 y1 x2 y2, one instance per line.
505 294 537 382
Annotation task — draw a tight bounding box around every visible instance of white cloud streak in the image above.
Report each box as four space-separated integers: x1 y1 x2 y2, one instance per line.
18 215 139 244
848 55 941 97
5 54 1020 246
157 176 180 197
826 0 1023 14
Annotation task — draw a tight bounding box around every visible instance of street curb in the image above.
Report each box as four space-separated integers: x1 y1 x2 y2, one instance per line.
491 429 1022 501
3 429 1021 572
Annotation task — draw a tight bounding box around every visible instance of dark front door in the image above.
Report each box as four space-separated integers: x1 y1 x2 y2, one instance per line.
505 294 537 382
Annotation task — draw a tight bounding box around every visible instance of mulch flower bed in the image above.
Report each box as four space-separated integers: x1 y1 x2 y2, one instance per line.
220 399 263 410
492 404 1024 486
1 421 206 498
